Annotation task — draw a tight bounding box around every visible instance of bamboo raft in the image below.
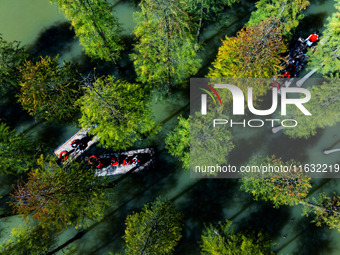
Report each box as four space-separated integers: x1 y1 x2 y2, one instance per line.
54 128 99 161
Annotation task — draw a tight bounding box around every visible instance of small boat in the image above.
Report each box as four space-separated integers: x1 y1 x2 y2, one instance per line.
84 148 156 176
281 37 309 78
272 37 310 90
54 128 98 163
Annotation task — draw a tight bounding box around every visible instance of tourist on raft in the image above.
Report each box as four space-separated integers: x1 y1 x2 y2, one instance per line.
122 156 132 165
111 156 119 166
132 156 140 166
89 155 104 169
304 31 319 46
70 135 91 151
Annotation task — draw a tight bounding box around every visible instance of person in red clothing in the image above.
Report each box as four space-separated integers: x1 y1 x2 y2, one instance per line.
304 31 319 46
122 156 131 165
111 156 119 166
283 70 291 78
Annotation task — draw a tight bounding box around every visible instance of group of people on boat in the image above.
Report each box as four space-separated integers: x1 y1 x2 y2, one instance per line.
58 136 91 162
279 31 319 79
88 154 140 169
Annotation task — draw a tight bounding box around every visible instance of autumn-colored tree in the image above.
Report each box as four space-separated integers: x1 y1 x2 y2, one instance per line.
132 0 201 94
240 155 311 208
247 0 310 37
200 220 275 255
0 224 56 255
78 75 157 150
302 192 340 232
307 0 340 75
208 19 287 101
50 0 123 62
0 122 43 175
19 57 81 122
10 156 113 231
283 78 340 139
123 197 182 254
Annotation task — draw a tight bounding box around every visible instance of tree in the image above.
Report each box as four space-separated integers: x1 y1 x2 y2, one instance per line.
191 112 234 174
165 116 190 169
200 220 274 255
0 35 28 97
302 192 340 231
240 155 311 208
166 113 234 173
123 197 182 255
0 224 55 255
78 75 157 150
283 78 340 139
208 19 287 101
247 0 310 37
50 0 123 62
10 156 113 231
18 57 81 122
307 0 340 75
187 0 239 42
0 122 43 175
132 0 201 93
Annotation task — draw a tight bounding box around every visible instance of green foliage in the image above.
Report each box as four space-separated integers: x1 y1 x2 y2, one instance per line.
302 193 340 231
240 155 311 208
78 76 157 150
200 220 274 255
188 0 239 26
166 112 234 172
165 116 190 169
0 224 55 255
19 56 81 122
247 0 310 37
10 156 113 231
190 112 234 173
123 196 182 254
0 35 28 97
132 0 201 93
50 0 123 62
308 0 340 75
283 78 340 139
208 19 287 101
0 122 43 175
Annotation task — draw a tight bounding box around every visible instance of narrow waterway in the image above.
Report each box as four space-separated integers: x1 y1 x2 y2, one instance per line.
0 0 339 254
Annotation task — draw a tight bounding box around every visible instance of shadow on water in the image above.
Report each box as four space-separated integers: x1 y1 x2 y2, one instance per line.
34 121 70 150
0 99 32 129
228 129 269 166
236 202 290 239
267 130 322 162
288 217 335 255
27 22 75 59
294 12 328 40
174 179 243 255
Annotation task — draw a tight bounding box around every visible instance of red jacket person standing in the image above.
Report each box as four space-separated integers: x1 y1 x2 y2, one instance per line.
305 32 319 46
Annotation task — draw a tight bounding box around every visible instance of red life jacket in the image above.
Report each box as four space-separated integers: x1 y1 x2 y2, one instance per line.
111 159 119 166
123 158 131 165
308 34 318 42
283 70 291 78
59 151 69 161
96 161 104 169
